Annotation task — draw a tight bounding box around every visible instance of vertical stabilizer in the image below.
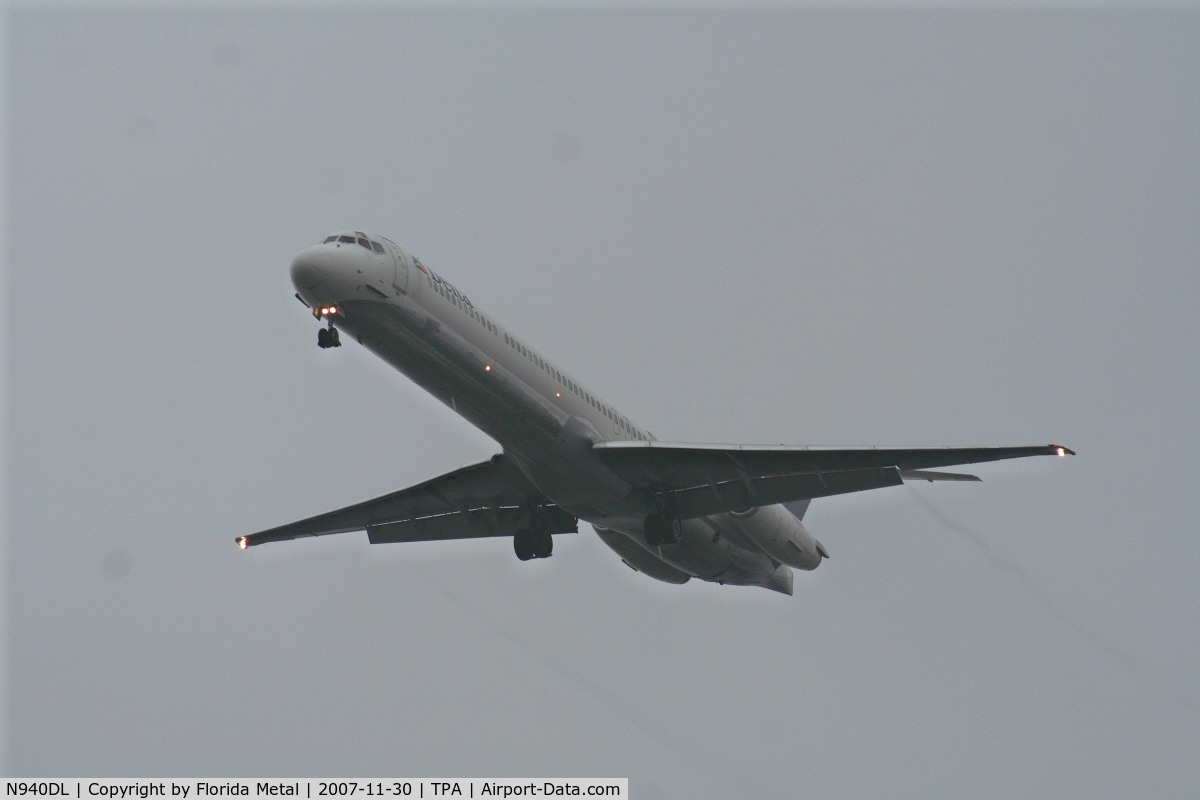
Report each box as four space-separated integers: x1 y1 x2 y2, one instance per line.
783 498 811 521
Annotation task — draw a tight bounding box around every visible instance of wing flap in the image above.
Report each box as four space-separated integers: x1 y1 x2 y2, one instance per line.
366 505 578 544
666 466 903 519
899 469 981 482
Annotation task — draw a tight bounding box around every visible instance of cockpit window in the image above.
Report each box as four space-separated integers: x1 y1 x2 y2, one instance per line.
338 235 355 244
357 238 371 249
371 241 385 254
323 235 338 243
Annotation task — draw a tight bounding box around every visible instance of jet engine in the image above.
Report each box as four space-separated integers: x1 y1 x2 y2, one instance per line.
725 504 828 570
594 527 692 584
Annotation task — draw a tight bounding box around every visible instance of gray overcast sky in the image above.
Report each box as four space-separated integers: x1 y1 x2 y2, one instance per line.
5 5 1199 798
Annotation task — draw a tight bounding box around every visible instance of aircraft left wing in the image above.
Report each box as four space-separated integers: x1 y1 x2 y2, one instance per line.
592 441 1073 520
237 454 577 548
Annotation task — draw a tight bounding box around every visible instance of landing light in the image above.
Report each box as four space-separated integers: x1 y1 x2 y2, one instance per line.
556 392 561 397
237 537 248 550
485 365 491 371
1056 447 1067 456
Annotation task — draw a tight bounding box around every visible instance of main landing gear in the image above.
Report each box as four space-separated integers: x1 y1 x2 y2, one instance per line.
317 325 341 349
643 513 683 546
514 529 553 561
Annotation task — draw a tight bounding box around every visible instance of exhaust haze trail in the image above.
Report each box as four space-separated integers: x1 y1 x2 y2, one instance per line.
907 486 1199 718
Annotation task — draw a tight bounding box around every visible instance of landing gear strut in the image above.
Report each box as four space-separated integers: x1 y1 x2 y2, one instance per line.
514 529 553 561
317 325 341 349
644 513 683 546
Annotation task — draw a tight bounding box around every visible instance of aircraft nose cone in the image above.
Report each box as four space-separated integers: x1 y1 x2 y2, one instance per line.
291 247 334 291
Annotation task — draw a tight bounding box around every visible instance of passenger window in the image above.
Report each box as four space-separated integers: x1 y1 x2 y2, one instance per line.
371 242 385 254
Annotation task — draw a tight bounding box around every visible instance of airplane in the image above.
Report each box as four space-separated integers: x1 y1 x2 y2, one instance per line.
237 230 1074 595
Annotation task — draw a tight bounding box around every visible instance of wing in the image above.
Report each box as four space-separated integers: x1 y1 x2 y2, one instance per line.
593 441 1074 519
237 454 577 548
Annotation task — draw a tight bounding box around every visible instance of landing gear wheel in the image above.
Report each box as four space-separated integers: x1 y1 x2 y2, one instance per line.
514 531 536 561
644 513 683 546
514 529 553 560
317 326 342 349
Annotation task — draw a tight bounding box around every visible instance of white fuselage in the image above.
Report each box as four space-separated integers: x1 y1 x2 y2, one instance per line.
291 233 825 593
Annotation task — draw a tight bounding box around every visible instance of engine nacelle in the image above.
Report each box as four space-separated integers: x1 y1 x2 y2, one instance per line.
726 504 828 570
594 526 692 584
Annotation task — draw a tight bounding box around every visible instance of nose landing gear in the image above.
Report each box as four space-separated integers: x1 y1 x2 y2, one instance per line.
317 325 341 349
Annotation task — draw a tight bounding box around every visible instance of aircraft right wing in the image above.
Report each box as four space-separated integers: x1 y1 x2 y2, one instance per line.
237 454 577 548
592 442 1073 520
